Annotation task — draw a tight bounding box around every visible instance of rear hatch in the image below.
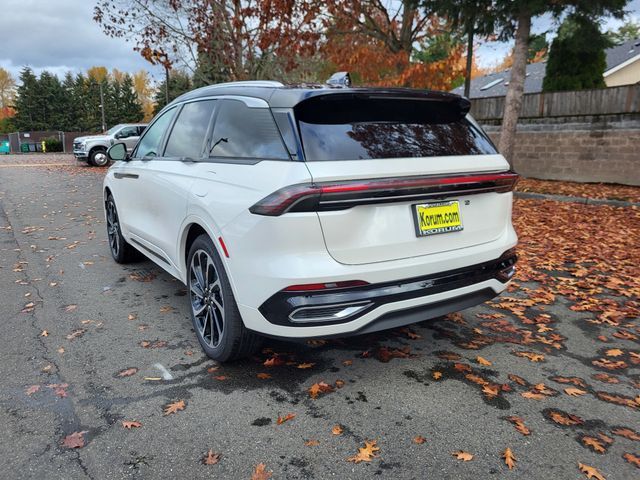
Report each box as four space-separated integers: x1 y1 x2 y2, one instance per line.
294 92 515 265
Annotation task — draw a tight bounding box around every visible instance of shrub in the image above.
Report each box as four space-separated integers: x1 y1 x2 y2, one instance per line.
43 136 63 152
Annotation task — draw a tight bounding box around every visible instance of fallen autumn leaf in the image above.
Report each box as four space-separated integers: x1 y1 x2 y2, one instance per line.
122 421 142 429
502 448 516 470
578 462 606 480
452 451 474 461
61 431 87 449
347 440 380 464
203 449 221 465
163 400 186 415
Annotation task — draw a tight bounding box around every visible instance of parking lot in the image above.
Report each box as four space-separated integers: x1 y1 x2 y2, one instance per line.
1 154 638 479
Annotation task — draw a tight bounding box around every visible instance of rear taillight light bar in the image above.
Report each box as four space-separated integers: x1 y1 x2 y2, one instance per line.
249 171 519 216
282 280 370 292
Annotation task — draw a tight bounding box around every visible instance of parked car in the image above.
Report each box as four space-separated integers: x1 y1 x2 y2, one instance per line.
103 77 518 361
73 124 146 166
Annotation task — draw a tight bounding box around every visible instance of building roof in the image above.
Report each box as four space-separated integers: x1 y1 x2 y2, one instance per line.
605 37 640 70
452 37 640 98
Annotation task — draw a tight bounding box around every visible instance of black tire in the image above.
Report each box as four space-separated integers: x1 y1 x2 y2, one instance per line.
187 234 262 362
105 195 138 263
89 147 109 167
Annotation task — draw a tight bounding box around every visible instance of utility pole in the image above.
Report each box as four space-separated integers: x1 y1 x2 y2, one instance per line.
165 63 170 105
464 22 475 99
99 82 106 133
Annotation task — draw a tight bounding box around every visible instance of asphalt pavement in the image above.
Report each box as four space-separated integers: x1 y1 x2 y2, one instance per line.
0 154 637 479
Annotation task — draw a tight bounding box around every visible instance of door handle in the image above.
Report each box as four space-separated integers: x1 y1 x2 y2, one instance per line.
114 173 139 179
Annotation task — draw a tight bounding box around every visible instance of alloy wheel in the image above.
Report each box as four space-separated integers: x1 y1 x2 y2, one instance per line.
189 249 225 348
106 200 120 258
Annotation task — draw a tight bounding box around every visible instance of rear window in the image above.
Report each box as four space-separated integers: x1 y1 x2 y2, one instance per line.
295 95 497 161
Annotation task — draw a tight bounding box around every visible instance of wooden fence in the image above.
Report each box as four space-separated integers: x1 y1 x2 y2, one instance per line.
470 84 640 121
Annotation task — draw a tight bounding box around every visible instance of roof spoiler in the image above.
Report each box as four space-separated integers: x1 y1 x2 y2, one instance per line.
295 91 471 124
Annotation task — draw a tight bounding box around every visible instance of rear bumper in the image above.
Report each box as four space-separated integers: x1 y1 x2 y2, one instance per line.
344 287 498 337
260 250 516 327
239 250 516 338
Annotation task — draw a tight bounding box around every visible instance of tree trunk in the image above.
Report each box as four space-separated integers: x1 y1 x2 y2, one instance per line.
464 26 474 98
498 8 531 167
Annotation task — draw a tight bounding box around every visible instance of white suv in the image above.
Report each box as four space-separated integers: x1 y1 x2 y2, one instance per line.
103 79 518 361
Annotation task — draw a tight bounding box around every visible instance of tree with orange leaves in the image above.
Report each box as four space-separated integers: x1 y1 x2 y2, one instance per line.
322 1 465 90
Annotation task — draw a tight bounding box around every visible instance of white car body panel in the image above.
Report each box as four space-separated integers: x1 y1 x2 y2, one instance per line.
304 154 510 265
103 87 518 340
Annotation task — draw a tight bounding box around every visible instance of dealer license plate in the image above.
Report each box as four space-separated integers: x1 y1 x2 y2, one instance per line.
413 201 463 237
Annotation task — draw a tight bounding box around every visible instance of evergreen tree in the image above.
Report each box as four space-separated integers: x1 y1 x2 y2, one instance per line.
14 68 147 133
153 70 192 114
82 76 104 132
106 78 122 127
61 72 82 131
543 15 611 92
118 74 144 122
38 71 67 130
72 73 91 131
193 47 232 88
13 67 40 131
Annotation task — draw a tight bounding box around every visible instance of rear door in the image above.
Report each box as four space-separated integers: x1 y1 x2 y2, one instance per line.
294 93 513 265
190 98 311 229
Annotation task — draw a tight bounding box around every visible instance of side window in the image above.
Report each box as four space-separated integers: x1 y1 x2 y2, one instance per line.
209 99 289 160
137 126 146 136
117 126 138 139
164 100 216 159
132 108 176 158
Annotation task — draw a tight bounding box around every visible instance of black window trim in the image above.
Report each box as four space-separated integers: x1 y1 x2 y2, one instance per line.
271 108 306 162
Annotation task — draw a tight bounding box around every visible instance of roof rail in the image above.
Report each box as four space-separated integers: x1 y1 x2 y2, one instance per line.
207 80 284 89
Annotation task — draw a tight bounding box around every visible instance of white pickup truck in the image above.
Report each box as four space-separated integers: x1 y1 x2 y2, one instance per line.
73 124 146 166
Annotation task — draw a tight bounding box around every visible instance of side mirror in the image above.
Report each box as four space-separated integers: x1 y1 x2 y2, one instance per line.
107 142 129 162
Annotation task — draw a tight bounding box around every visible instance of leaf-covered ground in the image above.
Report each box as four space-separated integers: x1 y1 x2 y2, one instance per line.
0 155 638 479
516 177 640 203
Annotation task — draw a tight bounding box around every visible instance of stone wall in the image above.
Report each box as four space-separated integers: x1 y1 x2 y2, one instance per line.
483 116 640 186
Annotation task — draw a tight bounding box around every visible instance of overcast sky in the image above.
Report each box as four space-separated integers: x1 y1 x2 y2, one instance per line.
0 0 164 81
1 0 639 84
